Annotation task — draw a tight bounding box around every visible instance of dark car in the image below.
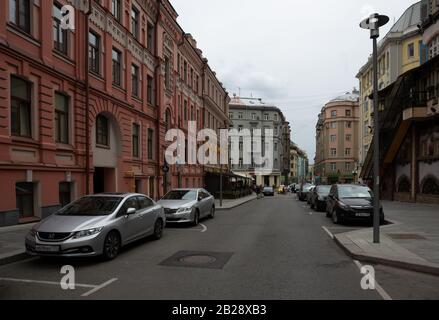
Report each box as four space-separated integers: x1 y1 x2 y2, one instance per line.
298 183 314 201
263 187 275 197
310 185 331 211
326 184 385 224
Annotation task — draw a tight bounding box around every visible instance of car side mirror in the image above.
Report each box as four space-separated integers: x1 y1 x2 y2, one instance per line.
126 207 137 215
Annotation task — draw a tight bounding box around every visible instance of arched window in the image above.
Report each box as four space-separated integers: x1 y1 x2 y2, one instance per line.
96 114 109 146
165 109 172 131
422 176 439 195
397 175 411 193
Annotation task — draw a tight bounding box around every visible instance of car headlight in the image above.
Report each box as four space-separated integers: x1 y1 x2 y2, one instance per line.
338 201 350 210
73 227 104 239
177 207 192 214
29 229 37 237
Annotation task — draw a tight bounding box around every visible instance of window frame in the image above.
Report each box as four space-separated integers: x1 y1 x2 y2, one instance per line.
11 76 32 138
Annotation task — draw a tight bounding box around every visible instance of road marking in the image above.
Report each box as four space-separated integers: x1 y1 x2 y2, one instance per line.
353 260 392 301
81 278 118 297
321 226 334 239
200 223 208 233
0 277 95 288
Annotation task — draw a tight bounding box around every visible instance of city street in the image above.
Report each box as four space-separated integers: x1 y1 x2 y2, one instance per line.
1 195 439 300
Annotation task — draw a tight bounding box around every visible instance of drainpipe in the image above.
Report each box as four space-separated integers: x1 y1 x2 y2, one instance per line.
85 4 92 195
201 60 207 188
154 0 161 199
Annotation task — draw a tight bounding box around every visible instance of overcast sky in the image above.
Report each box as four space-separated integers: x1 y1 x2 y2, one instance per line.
172 0 418 163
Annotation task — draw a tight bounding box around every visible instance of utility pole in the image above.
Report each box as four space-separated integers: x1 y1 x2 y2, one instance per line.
360 13 389 244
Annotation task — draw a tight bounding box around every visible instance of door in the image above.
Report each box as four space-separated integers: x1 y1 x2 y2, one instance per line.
136 196 157 236
16 182 34 218
199 191 211 218
117 196 142 243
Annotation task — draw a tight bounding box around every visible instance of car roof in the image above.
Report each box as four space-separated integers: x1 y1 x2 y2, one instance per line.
91 193 151 198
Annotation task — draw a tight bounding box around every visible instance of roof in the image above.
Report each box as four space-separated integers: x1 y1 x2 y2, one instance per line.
329 91 359 103
229 97 272 107
387 1 421 35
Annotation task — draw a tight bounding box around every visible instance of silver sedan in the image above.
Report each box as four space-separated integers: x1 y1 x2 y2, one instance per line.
25 193 165 260
158 189 215 225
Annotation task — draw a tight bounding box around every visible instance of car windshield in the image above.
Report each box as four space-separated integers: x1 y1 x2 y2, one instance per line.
304 185 314 191
317 186 331 195
264 187 273 192
57 197 122 216
162 190 198 201
338 186 373 199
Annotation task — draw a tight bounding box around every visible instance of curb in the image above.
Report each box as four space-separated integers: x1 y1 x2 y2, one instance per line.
216 196 257 211
0 250 30 266
333 234 439 277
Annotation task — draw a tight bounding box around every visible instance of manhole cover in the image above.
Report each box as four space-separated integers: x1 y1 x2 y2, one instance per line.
388 233 427 240
180 255 217 265
159 251 233 269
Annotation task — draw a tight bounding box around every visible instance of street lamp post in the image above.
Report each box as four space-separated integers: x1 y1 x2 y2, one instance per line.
360 13 389 244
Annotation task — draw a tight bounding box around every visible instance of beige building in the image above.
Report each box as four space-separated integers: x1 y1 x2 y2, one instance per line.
356 2 423 171
315 91 360 184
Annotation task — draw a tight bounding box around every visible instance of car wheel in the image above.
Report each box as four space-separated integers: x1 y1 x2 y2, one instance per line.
152 219 164 240
192 210 200 226
103 231 121 261
332 210 339 224
209 206 215 219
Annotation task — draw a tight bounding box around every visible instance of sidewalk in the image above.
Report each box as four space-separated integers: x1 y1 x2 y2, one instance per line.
334 201 439 275
0 223 35 266
215 193 257 211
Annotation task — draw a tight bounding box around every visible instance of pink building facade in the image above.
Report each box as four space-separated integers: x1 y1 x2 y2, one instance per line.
0 0 229 226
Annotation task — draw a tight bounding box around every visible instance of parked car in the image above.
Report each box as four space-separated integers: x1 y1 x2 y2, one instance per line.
263 187 275 197
326 184 385 224
278 185 286 194
298 183 315 201
25 193 165 260
158 189 215 225
309 185 331 211
306 187 316 204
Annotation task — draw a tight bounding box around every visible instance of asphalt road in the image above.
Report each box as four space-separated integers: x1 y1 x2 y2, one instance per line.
1 194 439 300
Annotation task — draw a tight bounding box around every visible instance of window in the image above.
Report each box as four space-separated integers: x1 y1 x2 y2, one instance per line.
252 113 256 120
147 75 154 104
330 122 337 129
345 148 351 156
274 114 278 122
89 31 100 74
149 178 155 199
111 0 121 21
131 6 139 39
346 134 352 142
132 123 140 158
331 110 337 117
16 182 34 218
147 129 154 160
184 61 188 83
137 196 154 209
274 143 278 151
229 112 233 119
9 0 31 33
330 135 336 142
184 101 188 121
330 163 337 172
55 92 69 144
11 76 31 137
238 113 243 119
408 42 415 58
346 121 352 128
264 114 269 121
345 162 351 172
164 56 170 89
345 109 351 117
131 64 139 97
147 23 154 52
53 2 68 55
330 148 337 157
59 182 72 208
112 48 121 86
96 115 109 146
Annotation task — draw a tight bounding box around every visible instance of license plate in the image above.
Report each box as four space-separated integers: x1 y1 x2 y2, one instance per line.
36 245 60 253
356 212 370 217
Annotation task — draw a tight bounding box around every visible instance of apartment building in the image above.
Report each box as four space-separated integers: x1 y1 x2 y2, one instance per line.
0 0 229 226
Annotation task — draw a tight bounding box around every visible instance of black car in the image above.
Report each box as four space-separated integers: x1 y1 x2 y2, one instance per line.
263 187 275 196
326 184 385 224
309 185 331 211
298 183 314 201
